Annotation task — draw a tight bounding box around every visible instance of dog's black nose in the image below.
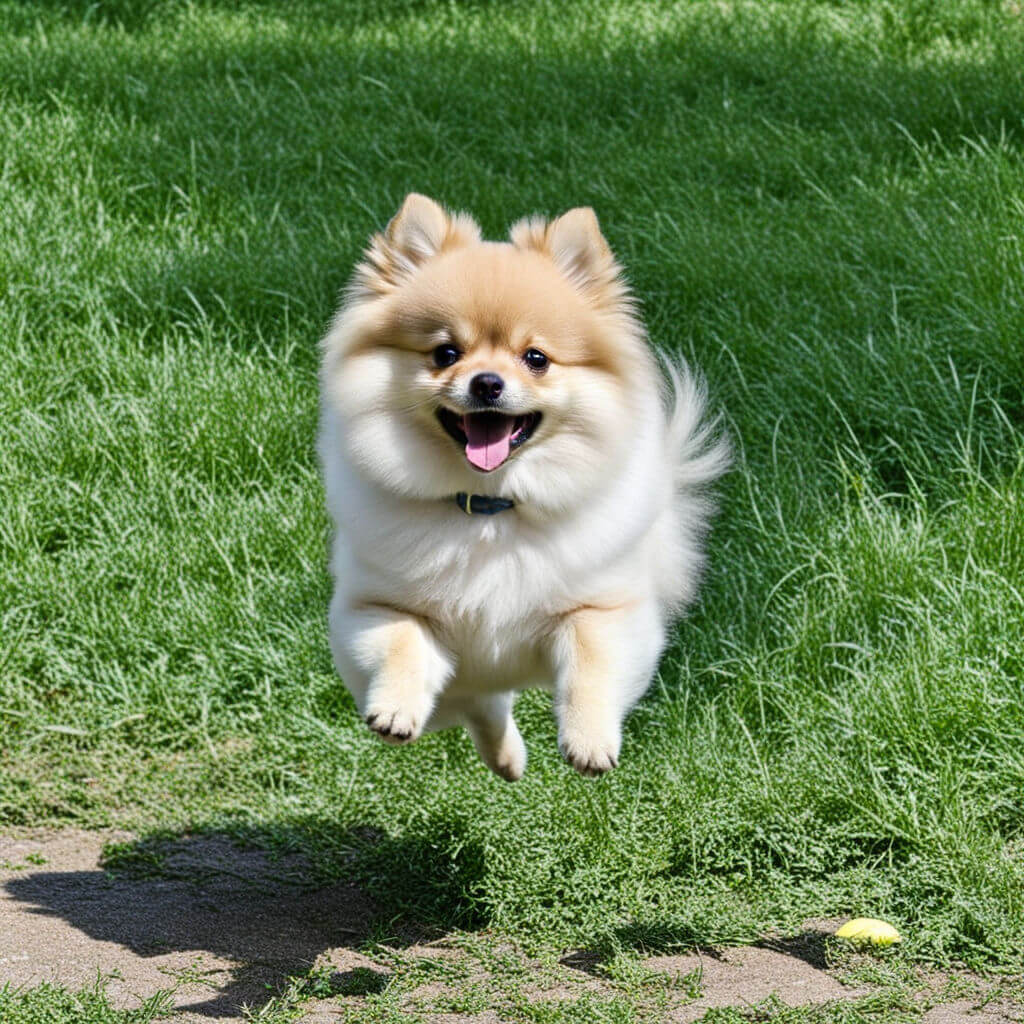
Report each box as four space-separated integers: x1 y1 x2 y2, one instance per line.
470 373 504 404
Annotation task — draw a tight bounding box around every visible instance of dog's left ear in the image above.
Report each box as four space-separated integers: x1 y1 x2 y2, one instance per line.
511 207 622 301
545 207 612 285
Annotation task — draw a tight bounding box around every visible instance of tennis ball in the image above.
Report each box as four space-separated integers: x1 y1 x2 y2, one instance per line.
835 918 901 947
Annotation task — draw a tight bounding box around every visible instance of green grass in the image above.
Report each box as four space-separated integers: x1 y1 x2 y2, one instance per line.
0 980 175 1023
2 0 1024 1018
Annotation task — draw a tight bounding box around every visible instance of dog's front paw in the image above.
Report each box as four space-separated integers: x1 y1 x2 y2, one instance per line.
558 723 620 777
365 706 423 745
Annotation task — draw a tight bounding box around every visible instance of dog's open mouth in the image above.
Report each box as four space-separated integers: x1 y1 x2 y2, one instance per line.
437 409 541 472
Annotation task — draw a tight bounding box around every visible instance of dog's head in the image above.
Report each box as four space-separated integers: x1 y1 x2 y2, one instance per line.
321 194 659 509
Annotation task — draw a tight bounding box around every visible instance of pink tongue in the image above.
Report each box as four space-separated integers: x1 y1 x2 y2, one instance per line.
463 414 515 471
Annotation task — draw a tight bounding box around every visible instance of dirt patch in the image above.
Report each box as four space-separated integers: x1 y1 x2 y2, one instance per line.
0 829 375 1020
645 943 869 1021
924 1000 1024 1023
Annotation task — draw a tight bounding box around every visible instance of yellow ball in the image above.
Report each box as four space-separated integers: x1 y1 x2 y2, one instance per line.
835 918 901 947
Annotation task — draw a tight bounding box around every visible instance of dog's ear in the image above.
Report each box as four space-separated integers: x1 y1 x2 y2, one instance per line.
351 194 480 299
510 207 621 302
386 193 452 263
544 207 612 286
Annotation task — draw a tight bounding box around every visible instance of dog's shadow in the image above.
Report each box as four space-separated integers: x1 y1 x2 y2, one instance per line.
3 826 480 1018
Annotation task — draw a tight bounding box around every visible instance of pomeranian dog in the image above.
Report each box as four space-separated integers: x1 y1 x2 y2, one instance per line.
318 194 727 780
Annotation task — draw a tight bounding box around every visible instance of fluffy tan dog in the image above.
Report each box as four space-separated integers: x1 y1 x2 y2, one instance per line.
318 194 727 779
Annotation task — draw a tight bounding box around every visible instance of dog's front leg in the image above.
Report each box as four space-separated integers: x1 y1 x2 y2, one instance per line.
552 602 665 776
329 597 453 745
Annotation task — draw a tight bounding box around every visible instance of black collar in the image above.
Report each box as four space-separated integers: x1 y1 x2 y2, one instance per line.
454 492 515 516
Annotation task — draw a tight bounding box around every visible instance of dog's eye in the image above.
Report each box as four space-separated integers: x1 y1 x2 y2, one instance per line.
523 348 549 371
432 344 461 368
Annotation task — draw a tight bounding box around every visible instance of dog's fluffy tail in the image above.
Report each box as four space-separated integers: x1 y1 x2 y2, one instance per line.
659 355 731 492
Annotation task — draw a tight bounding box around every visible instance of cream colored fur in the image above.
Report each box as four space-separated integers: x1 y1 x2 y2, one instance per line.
318 194 727 779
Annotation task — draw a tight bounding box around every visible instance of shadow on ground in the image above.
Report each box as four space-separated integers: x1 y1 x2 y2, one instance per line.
1 825 484 1018
562 918 838 981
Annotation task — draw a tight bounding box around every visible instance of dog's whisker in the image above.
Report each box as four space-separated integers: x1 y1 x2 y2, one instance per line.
390 396 444 415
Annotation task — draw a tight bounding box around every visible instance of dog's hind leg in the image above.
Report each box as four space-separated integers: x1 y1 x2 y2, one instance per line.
460 693 526 782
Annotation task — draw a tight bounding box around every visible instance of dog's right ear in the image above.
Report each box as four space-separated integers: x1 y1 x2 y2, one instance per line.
387 193 451 263
350 194 481 300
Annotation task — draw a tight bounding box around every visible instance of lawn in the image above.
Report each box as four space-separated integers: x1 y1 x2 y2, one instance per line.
1 0 1023 1020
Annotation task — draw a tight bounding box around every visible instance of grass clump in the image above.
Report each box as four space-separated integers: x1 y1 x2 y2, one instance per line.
0 980 174 1024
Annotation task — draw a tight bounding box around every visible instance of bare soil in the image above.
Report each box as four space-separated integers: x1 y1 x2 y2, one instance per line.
0 829 374 1020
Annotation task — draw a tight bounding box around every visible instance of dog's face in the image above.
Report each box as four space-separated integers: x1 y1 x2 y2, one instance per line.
321 195 658 509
